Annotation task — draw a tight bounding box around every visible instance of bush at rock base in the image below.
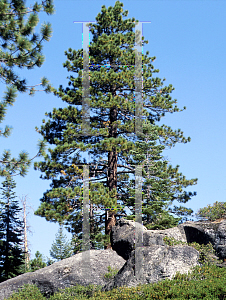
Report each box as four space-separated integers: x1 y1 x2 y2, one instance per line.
6 263 226 300
163 236 220 265
6 283 102 300
102 266 119 281
5 284 45 300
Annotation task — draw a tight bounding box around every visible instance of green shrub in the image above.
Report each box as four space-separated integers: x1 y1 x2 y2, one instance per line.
91 264 226 300
163 236 219 266
6 283 103 300
102 265 119 280
5 264 226 300
196 201 226 222
163 236 187 246
49 284 102 300
6 284 45 300
188 241 219 265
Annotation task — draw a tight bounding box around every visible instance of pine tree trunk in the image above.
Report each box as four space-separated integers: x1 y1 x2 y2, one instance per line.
22 198 29 271
90 202 95 249
5 196 9 279
105 104 118 249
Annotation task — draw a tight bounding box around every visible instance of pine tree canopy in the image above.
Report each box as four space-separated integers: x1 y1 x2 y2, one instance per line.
34 1 198 249
0 0 54 177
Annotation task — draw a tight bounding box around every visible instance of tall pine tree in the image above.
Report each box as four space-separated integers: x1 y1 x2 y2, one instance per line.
0 176 24 282
34 1 197 249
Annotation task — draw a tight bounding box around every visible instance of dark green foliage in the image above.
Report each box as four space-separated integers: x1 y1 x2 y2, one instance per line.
34 1 197 248
121 123 196 229
49 224 73 261
69 211 113 252
0 150 30 178
0 176 24 282
29 251 47 272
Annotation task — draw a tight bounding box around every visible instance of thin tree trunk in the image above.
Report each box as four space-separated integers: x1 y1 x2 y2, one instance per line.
90 202 95 249
22 199 29 271
146 145 151 224
105 104 118 249
20 196 33 272
5 193 9 279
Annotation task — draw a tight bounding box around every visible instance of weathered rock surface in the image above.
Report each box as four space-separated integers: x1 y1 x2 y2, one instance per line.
0 249 126 300
110 218 226 261
103 244 201 292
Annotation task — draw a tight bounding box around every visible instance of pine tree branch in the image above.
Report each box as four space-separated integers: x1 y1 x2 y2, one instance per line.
0 1 53 16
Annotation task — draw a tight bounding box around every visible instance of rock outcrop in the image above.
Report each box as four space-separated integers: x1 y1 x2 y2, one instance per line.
101 218 226 292
110 218 226 261
181 219 226 260
110 218 187 260
0 249 126 300
103 245 201 292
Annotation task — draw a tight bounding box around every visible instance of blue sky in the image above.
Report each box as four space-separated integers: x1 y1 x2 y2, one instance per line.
0 0 226 260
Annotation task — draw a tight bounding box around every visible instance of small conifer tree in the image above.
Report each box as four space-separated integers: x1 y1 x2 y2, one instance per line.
0 176 24 282
29 251 46 271
49 224 73 261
